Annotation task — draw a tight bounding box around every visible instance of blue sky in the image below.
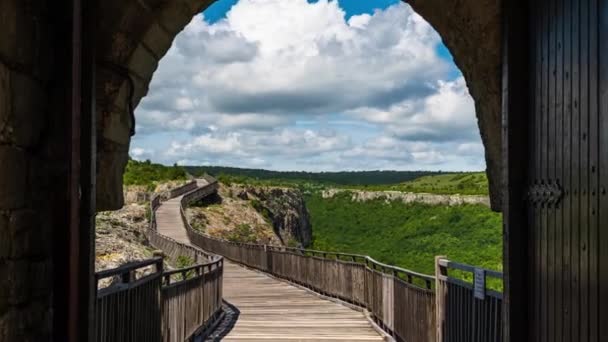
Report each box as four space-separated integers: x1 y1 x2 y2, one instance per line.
131 0 482 172
204 0 457 66
205 0 401 23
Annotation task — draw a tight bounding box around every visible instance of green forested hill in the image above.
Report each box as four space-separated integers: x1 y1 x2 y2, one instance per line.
185 165 448 186
186 165 489 195
306 192 502 277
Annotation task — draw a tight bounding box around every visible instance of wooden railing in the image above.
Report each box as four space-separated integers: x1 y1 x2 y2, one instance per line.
180 178 435 342
435 257 503 342
95 181 224 342
95 258 164 342
167 180 197 199
95 177 504 342
181 177 505 342
161 258 223 342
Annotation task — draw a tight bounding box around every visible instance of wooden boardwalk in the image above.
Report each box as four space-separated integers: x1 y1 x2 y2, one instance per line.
221 262 384 341
155 195 191 245
155 185 384 341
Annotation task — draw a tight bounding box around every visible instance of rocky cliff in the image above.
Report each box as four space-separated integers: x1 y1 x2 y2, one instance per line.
321 188 491 207
187 183 312 247
95 185 178 287
240 186 312 248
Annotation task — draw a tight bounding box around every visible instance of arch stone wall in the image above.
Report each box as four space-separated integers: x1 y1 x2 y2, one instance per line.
95 0 503 211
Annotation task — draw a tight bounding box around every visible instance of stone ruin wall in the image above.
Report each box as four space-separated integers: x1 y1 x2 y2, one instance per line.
1 1 58 339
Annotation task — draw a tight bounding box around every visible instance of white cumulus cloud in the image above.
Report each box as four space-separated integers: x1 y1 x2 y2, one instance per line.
132 0 484 171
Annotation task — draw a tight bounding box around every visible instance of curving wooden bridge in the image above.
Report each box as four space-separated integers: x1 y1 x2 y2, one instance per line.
155 182 384 341
95 178 504 342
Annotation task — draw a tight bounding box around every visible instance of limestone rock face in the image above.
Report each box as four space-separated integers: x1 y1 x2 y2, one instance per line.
95 0 503 212
244 186 312 248
321 189 491 207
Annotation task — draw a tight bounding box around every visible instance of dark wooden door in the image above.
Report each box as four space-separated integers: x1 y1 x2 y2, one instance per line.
528 0 608 341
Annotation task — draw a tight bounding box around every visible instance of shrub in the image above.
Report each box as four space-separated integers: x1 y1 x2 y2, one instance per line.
176 255 195 280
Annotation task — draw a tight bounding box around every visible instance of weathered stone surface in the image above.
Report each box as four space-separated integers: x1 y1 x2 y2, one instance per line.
157 2 193 35
181 0 216 14
0 212 9 259
100 106 132 145
27 260 52 300
6 260 29 305
10 72 46 147
0 63 10 144
9 210 47 258
4 259 51 307
141 22 174 60
0 260 9 321
128 44 159 79
97 138 130 211
321 188 491 207
0 65 46 147
240 185 312 247
0 146 26 209
408 0 502 210
0 300 51 341
0 1 52 81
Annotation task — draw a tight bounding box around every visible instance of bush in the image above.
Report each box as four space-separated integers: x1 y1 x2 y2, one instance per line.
175 255 195 280
123 158 187 187
225 224 258 243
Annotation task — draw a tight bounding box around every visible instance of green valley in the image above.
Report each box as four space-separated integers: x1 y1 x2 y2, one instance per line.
306 192 502 277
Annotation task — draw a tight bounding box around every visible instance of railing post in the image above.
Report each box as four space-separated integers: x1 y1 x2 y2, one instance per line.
121 270 133 284
435 256 447 342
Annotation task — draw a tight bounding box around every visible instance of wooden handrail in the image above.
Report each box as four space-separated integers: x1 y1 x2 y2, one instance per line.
95 180 224 342
95 257 163 280
437 258 503 279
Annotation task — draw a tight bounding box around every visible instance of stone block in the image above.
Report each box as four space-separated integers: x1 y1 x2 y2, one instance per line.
28 260 52 299
8 208 34 235
142 21 173 60
10 210 46 258
10 72 46 147
0 300 51 341
0 146 27 209
96 140 129 211
100 105 131 145
4 259 51 306
182 0 216 14
0 63 10 144
127 44 159 81
0 212 8 259
157 2 192 35
0 260 8 317
6 260 28 305
0 1 52 81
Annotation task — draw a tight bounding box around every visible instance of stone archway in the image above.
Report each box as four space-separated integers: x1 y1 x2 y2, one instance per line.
95 0 502 212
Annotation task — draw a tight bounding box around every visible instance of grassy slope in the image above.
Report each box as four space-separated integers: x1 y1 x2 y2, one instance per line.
391 172 489 195
307 192 502 277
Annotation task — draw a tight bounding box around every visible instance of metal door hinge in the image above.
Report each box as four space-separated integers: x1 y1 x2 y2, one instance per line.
527 181 563 207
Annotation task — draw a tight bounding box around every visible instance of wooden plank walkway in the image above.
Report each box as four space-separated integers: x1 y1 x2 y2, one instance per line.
155 184 384 341
221 262 384 341
155 195 191 245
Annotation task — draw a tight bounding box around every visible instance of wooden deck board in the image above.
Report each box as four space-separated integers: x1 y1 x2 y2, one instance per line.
221 262 383 341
